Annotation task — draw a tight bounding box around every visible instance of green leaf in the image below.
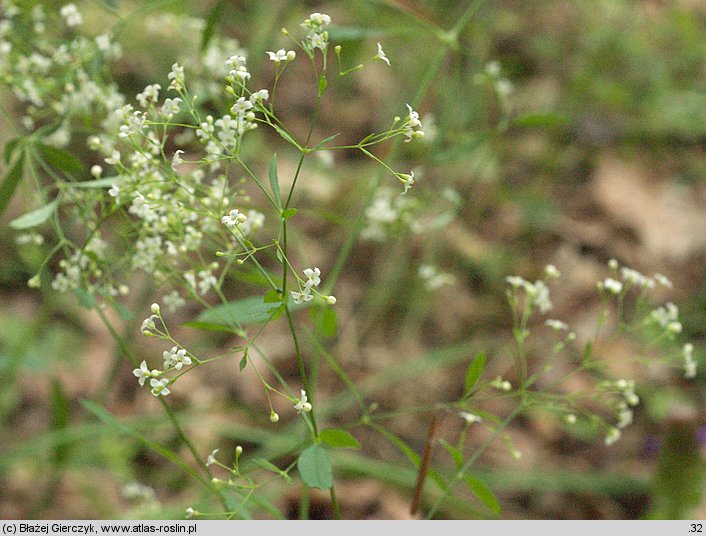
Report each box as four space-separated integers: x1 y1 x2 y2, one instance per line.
281 207 298 220
182 321 240 333
463 351 486 398
200 0 224 52
197 295 283 327
50 378 71 467
297 444 333 490
38 144 83 174
252 458 286 475
268 154 281 208
239 353 247 371
263 289 282 303
312 133 341 150
0 150 25 218
272 124 299 148
465 475 501 515
111 301 135 321
73 288 96 309
438 438 463 469
312 306 337 338
320 428 360 449
66 176 120 189
81 400 208 487
4 138 21 164
9 199 59 230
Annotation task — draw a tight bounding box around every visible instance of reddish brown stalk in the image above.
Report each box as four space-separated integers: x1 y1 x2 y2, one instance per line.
410 415 439 516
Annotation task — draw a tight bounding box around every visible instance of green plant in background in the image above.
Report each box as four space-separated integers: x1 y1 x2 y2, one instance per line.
0 0 702 520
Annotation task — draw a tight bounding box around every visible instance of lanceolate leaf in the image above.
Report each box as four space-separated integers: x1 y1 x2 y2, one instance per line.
200 0 225 52
465 475 501 515
38 143 83 173
297 444 333 490
0 150 25 217
9 199 59 230
463 351 486 398
268 154 281 208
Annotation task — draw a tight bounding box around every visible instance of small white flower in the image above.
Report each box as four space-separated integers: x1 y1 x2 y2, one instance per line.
374 43 390 66
604 427 621 446
185 507 196 519
683 343 696 379
60 4 82 27
90 165 102 178
133 360 155 387
108 184 120 199
565 414 577 424
402 104 424 142
653 273 673 289
267 49 291 63
150 378 171 397
221 209 247 228
206 449 219 467
293 390 312 414
172 150 184 170
602 278 623 295
544 264 560 279
105 150 121 166
303 267 321 287
140 314 158 335
290 286 313 305
163 346 192 370
545 319 569 331
136 84 161 108
168 63 185 92
505 276 526 288
398 171 415 194
459 411 482 424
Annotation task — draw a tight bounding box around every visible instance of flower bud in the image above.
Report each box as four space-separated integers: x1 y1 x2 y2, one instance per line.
151 303 161 314
326 295 337 305
269 411 279 423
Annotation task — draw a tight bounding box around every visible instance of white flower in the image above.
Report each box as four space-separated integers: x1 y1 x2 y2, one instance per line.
654 273 673 289
505 276 527 288
293 390 312 414
163 346 192 370
398 171 415 194
459 411 482 424
60 4 82 27
604 427 621 446
374 43 390 66
172 150 184 170
651 302 679 328
136 84 161 108
545 319 569 331
105 150 121 166
168 63 185 92
221 209 247 228
140 314 158 335
185 507 196 519
491 376 512 391
291 286 313 304
683 343 696 379
303 267 321 287
544 264 560 279
163 290 186 313
602 278 623 295
267 49 291 63
133 360 156 387
402 104 424 142
150 378 171 397
565 414 577 424
206 449 219 467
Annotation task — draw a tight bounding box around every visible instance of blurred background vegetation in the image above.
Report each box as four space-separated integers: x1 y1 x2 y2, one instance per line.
0 0 704 520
